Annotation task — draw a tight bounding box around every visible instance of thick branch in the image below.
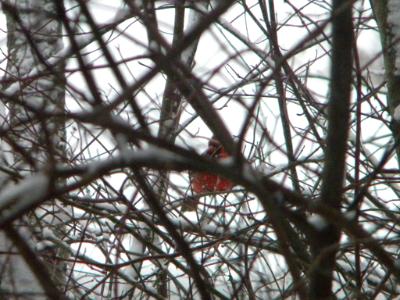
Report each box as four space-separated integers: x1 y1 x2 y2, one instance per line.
309 1 353 299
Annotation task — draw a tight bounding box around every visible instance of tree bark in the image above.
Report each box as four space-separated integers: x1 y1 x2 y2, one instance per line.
309 0 353 299
0 0 67 298
371 0 400 166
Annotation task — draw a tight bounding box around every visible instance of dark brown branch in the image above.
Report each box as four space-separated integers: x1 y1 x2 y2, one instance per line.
309 0 353 298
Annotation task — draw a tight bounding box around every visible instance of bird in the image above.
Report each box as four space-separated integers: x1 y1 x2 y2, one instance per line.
182 137 234 212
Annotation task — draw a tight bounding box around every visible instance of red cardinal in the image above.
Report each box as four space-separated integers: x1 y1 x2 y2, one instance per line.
182 138 234 212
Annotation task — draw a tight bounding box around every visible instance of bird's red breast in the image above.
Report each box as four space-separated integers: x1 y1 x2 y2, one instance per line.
190 139 234 194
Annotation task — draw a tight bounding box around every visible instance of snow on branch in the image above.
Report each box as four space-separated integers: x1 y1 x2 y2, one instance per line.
0 174 49 225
